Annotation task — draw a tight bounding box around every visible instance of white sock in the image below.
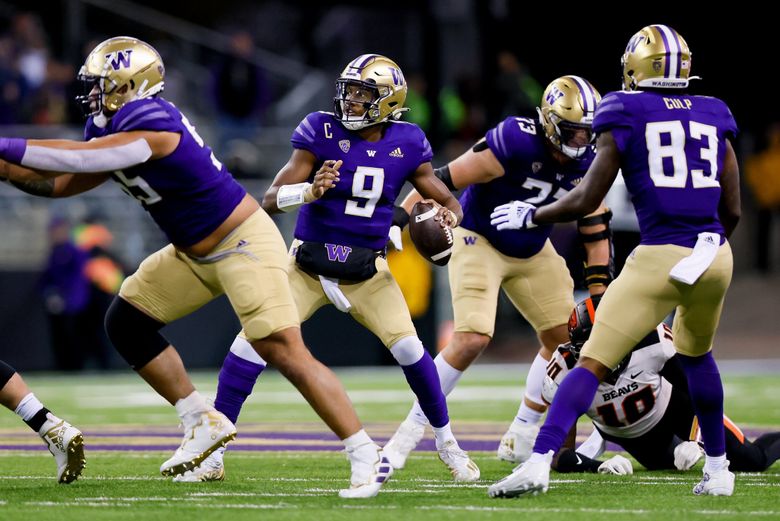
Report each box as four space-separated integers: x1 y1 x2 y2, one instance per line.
343 429 373 450
434 353 463 395
175 391 210 426
14 393 44 422
406 353 464 426
230 336 267 365
704 454 727 473
524 354 548 406
432 422 455 450
514 402 544 427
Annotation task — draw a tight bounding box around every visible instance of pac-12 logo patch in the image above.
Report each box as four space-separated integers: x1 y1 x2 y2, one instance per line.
339 140 351 153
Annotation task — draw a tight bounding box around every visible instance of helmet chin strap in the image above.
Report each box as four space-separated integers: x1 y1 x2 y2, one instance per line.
93 112 109 128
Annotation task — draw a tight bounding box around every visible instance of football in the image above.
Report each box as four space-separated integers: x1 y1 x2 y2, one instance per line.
409 201 454 266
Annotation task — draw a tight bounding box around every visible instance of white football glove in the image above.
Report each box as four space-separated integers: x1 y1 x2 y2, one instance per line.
490 201 537 230
674 441 704 470
598 454 633 475
388 225 403 251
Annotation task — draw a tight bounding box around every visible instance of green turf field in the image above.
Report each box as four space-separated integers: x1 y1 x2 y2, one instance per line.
1 365 778 520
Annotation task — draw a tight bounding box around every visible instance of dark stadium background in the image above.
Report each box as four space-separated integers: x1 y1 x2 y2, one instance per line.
0 1 776 372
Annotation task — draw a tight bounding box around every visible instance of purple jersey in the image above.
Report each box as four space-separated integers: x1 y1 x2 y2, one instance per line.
459 116 594 258
593 91 738 248
292 112 433 250
85 98 246 247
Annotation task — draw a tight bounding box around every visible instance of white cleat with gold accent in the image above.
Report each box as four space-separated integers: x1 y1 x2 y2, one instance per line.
438 440 480 482
160 410 236 477
173 447 226 482
40 415 86 484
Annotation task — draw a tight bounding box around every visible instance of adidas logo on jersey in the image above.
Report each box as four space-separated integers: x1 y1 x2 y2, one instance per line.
389 147 404 158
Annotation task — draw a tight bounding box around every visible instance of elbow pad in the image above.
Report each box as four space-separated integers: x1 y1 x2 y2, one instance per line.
434 165 457 191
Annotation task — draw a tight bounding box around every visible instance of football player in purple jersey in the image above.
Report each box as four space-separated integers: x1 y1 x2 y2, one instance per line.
0 38 400 496
382 76 614 470
545 296 780 476
0 361 85 483
194 54 480 492
488 24 742 498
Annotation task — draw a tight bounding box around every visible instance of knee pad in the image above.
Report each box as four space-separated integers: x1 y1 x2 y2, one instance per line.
389 336 425 366
105 297 168 370
0 360 16 389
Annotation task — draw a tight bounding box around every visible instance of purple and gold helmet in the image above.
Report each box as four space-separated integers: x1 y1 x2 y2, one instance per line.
537 76 601 159
334 54 407 131
622 24 692 90
76 36 164 120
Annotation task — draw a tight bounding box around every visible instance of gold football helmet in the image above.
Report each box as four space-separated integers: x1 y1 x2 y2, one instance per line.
537 75 601 159
76 36 165 119
334 54 408 131
621 24 691 90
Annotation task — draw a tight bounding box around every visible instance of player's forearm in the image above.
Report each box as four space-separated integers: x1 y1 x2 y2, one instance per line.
400 189 423 214
534 188 599 224
262 184 282 214
1 160 56 197
0 137 152 173
441 193 463 225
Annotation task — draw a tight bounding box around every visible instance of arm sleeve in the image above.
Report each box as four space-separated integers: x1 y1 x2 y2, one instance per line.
21 140 153 173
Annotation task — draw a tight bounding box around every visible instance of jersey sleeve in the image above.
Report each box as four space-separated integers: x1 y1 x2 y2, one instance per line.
413 125 434 166
593 93 633 154
291 112 325 157
485 116 536 167
112 99 179 133
716 99 739 141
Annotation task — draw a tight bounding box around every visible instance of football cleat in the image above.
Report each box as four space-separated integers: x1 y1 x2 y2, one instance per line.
173 447 225 482
160 410 236 477
488 454 552 498
383 419 425 469
39 415 86 484
438 440 480 482
497 423 540 464
693 461 735 496
339 443 393 499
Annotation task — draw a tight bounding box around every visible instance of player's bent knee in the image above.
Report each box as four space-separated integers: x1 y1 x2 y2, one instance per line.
453 332 490 357
389 336 425 366
105 297 168 370
459 312 493 338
